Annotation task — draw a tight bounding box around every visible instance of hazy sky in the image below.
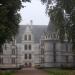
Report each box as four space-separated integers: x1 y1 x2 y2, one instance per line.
19 0 49 25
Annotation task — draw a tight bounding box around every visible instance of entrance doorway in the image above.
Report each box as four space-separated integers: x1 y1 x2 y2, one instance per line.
25 62 32 68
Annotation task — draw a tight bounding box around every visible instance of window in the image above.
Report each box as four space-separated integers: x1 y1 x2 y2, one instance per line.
12 58 15 64
0 57 3 64
29 54 31 59
29 62 32 67
12 41 15 46
29 44 31 50
53 43 56 63
28 35 31 40
41 48 44 55
65 56 68 63
25 54 27 59
41 57 44 64
24 35 27 40
12 48 15 55
5 44 7 50
0 47 3 55
25 62 27 67
65 43 68 52
24 44 27 50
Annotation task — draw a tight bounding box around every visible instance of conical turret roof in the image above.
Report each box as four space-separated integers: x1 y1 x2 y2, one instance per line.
47 20 56 32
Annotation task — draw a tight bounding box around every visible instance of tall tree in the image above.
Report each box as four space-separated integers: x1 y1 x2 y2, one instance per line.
0 0 30 49
41 0 75 65
41 0 75 49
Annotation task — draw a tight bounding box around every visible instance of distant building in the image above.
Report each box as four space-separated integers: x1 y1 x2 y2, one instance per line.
0 23 74 69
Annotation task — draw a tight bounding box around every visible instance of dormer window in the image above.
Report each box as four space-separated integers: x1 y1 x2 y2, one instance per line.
24 35 27 40
28 35 31 40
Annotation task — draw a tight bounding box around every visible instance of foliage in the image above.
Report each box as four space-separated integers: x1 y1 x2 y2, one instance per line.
41 0 75 50
0 0 30 47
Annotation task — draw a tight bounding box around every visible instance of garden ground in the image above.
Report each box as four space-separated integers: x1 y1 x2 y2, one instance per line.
1 68 75 75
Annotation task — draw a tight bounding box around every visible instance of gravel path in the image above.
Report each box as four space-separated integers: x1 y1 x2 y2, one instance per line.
13 68 48 75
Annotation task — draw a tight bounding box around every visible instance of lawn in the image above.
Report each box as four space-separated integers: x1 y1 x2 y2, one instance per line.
0 70 15 75
44 68 75 75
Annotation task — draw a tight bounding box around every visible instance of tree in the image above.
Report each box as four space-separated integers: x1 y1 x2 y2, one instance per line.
0 0 30 49
41 0 75 65
41 0 75 50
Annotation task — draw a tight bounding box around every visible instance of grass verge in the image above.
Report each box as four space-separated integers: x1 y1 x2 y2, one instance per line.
44 68 75 75
0 70 15 75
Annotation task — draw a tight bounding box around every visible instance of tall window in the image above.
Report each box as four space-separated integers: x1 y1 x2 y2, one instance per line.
41 57 44 64
28 35 31 40
65 43 68 52
41 48 44 55
24 44 27 50
53 43 56 63
5 44 7 50
24 35 27 40
12 58 15 64
29 54 31 59
0 47 3 55
29 62 32 67
25 62 27 67
25 54 27 59
0 57 3 64
12 48 15 55
65 55 68 63
29 44 31 50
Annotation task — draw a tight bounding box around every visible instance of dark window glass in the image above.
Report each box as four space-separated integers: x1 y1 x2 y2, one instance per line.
25 54 27 59
0 57 3 64
25 44 27 50
41 57 44 64
12 49 15 55
5 44 7 50
29 35 31 40
65 56 68 63
29 62 32 67
65 43 68 52
12 58 15 64
41 48 44 55
29 44 31 50
29 54 31 59
0 47 3 55
25 35 27 40
25 62 27 67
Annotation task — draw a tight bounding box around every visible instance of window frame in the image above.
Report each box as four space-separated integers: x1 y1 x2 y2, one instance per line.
24 35 27 40
28 35 31 40
24 44 27 50
29 44 31 50
25 54 27 59
29 54 31 59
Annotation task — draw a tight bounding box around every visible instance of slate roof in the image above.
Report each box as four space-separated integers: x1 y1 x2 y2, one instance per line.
47 20 56 32
16 25 47 43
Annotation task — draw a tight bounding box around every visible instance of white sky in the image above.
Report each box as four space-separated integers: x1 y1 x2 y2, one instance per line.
19 0 49 25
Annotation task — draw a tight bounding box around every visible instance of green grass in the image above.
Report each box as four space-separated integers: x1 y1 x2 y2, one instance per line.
0 70 15 75
45 68 75 75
